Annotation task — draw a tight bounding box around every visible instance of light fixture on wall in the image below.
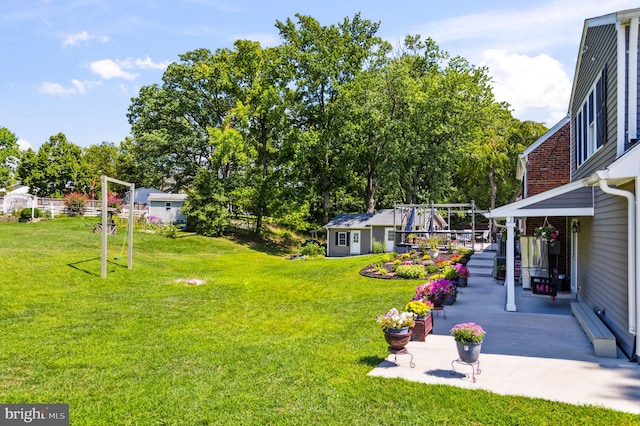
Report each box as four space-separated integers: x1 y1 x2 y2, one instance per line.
571 219 580 233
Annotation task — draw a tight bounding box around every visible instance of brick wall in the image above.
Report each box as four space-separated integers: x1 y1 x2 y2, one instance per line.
525 121 570 196
524 122 570 277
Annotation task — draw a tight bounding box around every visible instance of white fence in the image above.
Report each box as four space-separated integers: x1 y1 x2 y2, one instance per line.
0 196 147 218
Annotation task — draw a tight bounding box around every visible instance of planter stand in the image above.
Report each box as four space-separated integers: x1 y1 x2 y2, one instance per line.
432 305 446 319
450 358 481 383
386 347 415 368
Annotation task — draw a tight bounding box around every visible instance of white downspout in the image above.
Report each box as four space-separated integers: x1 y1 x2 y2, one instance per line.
629 17 638 145
597 178 636 335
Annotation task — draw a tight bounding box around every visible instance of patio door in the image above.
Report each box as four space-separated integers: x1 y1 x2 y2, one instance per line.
385 228 395 252
350 231 361 255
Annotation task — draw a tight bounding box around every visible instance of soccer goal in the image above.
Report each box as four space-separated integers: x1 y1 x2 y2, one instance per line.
101 175 135 278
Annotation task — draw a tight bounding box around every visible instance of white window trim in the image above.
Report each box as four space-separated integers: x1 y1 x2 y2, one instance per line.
337 231 347 246
576 69 605 167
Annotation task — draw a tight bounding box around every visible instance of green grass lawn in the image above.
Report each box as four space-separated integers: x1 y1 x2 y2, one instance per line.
0 217 638 425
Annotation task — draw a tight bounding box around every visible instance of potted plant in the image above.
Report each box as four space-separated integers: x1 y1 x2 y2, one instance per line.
454 263 470 287
426 236 439 259
450 322 486 363
376 308 416 350
405 299 434 341
415 278 455 307
496 265 506 280
534 223 558 242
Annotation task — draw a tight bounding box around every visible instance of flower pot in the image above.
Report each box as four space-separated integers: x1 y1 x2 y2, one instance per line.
443 287 457 305
384 329 412 350
386 327 410 334
411 313 433 341
455 341 482 363
429 294 447 308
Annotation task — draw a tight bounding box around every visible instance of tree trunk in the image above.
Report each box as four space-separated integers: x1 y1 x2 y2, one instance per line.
365 167 376 213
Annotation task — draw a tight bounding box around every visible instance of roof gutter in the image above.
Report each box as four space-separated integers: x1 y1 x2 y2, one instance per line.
585 170 636 336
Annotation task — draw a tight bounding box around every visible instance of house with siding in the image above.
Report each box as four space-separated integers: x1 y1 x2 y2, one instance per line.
487 8 640 362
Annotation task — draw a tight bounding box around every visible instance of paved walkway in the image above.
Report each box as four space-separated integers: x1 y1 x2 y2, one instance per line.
369 248 640 415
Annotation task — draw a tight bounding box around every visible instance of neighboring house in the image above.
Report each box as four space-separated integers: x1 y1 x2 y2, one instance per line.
487 8 640 361
323 208 446 257
147 193 188 224
126 187 165 205
1 184 33 214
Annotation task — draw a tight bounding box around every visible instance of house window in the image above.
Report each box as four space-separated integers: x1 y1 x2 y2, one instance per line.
165 202 171 211
337 232 347 246
576 65 607 166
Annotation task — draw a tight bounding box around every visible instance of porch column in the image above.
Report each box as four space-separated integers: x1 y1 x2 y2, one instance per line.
506 217 517 312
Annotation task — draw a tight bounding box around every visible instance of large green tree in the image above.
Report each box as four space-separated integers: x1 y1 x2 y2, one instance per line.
276 13 391 223
17 133 88 197
118 14 545 235
0 127 20 190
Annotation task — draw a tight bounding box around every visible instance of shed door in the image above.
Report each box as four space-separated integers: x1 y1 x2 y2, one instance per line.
350 231 361 255
385 228 395 252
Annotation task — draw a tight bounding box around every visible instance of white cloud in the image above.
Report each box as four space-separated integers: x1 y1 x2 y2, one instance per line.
63 30 110 47
90 59 138 80
482 49 571 126
38 79 102 96
132 55 172 70
89 56 170 80
17 138 32 151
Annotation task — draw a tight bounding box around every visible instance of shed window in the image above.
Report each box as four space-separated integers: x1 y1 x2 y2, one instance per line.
337 232 348 246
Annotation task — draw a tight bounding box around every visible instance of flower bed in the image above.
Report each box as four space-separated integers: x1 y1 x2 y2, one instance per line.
360 249 472 280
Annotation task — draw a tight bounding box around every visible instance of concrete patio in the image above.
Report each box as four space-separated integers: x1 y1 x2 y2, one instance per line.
369 248 640 415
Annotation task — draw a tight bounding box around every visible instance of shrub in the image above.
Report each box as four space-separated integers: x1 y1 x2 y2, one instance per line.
156 224 178 239
395 264 426 279
400 253 411 260
373 265 388 275
299 242 326 257
382 253 397 262
20 208 41 219
372 238 386 254
64 192 89 216
426 264 440 274
391 259 402 272
107 192 123 209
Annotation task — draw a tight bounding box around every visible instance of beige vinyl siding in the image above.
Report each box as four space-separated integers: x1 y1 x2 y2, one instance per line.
579 185 634 355
572 23 619 180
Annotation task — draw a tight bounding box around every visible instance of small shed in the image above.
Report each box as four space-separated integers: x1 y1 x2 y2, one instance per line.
147 193 188 225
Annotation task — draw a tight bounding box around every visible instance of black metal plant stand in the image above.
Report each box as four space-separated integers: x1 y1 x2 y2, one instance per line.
450 359 481 382
432 305 447 319
386 347 415 368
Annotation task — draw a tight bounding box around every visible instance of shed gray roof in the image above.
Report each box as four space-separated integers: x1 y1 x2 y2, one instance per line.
148 193 188 202
324 213 374 229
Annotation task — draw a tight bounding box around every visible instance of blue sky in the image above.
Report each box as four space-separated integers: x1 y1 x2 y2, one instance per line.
2 0 639 151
